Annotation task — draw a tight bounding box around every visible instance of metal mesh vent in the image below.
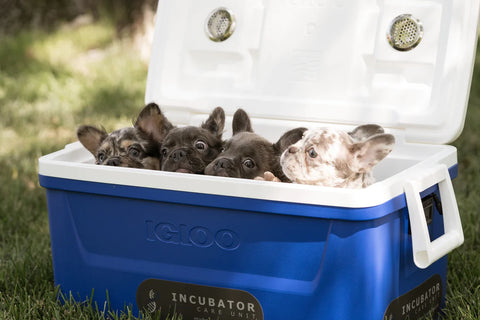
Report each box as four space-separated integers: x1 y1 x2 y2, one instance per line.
205 8 235 42
387 14 423 51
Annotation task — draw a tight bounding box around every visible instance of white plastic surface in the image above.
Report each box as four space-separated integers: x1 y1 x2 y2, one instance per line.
146 0 480 144
404 164 464 269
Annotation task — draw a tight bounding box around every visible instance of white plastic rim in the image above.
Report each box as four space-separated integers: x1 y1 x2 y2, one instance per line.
404 164 464 269
39 141 458 210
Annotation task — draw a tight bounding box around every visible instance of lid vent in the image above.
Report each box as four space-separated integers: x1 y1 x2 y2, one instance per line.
387 14 424 51
205 8 236 42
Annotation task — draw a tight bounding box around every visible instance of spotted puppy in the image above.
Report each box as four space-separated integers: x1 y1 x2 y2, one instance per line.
262 125 395 188
205 109 306 181
160 107 225 174
77 103 173 169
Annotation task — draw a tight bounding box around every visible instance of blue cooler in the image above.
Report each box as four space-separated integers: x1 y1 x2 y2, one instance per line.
39 1 480 319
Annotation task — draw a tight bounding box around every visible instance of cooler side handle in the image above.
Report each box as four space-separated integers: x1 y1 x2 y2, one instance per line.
404 164 464 269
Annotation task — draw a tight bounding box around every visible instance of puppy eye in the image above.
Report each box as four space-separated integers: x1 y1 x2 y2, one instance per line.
243 159 255 169
97 152 105 163
128 147 141 158
195 140 207 151
161 148 168 157
307 147 318 158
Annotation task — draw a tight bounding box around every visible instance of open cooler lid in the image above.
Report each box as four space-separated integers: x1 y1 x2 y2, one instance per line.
146 0 480 144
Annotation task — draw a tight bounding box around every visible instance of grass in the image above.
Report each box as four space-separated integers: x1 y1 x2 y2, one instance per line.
444 30 480 320
0 18 479 320
0 19 153 320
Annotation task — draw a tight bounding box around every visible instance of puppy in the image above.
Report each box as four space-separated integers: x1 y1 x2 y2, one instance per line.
77 103 173 169
276 124 395 188
160 107 225 174
205 109 306 181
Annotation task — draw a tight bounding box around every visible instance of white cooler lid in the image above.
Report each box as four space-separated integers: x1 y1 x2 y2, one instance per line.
146 0 480 144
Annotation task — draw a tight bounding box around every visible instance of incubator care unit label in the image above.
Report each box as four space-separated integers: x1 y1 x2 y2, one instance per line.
137 279 264 319
383 274 443 320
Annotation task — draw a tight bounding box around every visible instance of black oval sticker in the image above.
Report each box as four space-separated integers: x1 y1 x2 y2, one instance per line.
137 279 264 320
383 274 443 320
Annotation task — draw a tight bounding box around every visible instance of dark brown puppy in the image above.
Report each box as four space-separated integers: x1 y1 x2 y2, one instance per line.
77 103 173 169
205 109 306 181
160 107 225 174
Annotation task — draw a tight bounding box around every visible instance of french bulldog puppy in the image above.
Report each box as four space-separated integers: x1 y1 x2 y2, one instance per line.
77 103 173 169
261 124 395 188
205 109 306 181
160 107 225 174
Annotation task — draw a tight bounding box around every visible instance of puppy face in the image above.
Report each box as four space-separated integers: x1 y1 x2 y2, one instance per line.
77 103 173 169
205 131 276 179
205 109 306 180
280 125 395 188
160 107 225 174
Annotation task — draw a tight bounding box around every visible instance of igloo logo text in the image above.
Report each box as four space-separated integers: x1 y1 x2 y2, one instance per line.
145 221 240 251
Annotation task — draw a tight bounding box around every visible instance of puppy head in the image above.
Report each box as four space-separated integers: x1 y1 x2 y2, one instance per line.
205 109 306 180
77 103 173 169
205 131 275 179
160 107 225 173
280 126 395 188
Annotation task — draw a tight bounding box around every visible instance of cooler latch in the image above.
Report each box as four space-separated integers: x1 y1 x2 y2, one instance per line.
408 192 443 235
403 164 464 269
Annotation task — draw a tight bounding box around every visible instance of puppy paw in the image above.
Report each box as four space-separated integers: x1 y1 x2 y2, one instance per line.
254 171 281 182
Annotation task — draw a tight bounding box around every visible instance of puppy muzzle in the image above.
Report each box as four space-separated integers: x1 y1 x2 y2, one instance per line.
105 157 121 166
205 158 235 177
163 148 203 174
170 148 187 162
214 158 234 170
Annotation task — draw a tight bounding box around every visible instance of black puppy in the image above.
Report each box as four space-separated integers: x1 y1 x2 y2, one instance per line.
77 103 173 169
205 109 306 181
160 107 225 174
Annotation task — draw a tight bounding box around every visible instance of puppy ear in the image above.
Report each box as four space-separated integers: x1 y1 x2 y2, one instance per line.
349 134 395 173
232 108 253 135
202 106 225 137
77 125 108 155
349 124 384 142
134 103 174 142
273 127 307 155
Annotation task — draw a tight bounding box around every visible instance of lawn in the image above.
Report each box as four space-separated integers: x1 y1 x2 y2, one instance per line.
0 18 479 319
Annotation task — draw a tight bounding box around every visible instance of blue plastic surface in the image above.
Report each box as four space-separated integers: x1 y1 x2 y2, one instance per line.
39 165 457 319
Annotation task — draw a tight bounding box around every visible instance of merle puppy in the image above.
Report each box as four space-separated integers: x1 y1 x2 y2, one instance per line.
273 124 395 188
77 103 173 169
205 109 306 181
160 107 225 174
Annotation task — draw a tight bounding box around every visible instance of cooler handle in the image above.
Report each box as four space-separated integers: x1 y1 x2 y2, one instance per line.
404 164 464 269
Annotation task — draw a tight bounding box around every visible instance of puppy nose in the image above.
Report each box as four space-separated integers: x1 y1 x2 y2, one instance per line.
288 146 298 154
215 158 232 170
171 149 186 162
105 157 120 166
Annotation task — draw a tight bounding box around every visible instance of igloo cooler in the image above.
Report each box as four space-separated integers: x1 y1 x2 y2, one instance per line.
39 0 480 319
